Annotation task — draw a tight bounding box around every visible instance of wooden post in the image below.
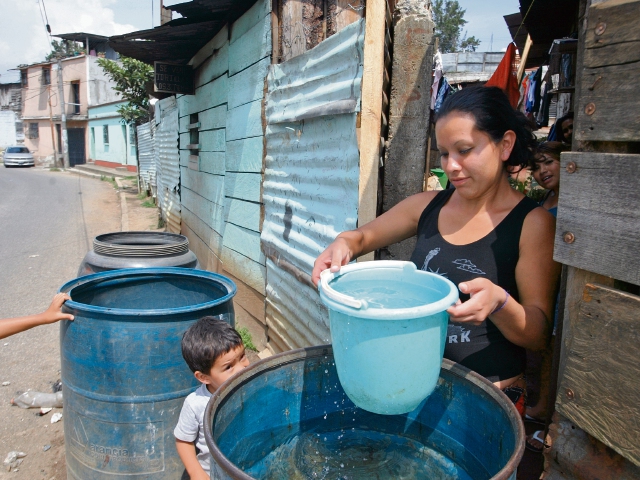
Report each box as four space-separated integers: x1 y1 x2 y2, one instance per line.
357 0 386 262
517 34 532 84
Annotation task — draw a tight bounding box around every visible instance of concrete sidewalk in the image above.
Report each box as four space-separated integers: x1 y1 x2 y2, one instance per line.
60 166 161 232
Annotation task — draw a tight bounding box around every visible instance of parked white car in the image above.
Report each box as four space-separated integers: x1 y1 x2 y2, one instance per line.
3 146 35 167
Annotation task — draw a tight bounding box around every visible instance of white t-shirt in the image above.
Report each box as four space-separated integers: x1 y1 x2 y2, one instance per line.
174 383 212 473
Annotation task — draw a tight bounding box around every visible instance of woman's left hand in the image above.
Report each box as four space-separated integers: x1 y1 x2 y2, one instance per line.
446 278 505 325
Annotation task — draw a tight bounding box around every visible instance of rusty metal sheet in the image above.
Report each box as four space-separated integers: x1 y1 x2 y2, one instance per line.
261 20 364 350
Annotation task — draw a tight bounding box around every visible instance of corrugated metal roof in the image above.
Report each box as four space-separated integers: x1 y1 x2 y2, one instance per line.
261 19 364 351
109 0 259 65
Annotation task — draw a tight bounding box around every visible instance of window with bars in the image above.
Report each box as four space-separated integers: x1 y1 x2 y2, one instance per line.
42 68 51 85
103 125 109 144
26 123 39 139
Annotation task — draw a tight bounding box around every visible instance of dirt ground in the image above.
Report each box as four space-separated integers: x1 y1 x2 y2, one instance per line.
0 170 162 480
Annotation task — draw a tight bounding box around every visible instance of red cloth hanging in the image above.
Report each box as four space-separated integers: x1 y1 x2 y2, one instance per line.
485 43 520 108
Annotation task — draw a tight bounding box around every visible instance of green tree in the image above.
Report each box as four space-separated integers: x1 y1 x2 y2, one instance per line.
460 34 481 52
96 57 154 125
432 0 480 53
45 39 84 61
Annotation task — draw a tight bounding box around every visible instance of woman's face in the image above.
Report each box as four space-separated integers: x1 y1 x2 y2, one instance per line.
532 154 560 192
435 112 513 199
561 118 573 144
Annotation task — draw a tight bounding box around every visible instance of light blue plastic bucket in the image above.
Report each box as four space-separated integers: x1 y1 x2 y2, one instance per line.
319 261 458 415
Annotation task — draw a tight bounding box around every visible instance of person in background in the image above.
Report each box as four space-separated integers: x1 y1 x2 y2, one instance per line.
531 141 570 217
0 293 74 339
554 112 573 146
313 87 561 417
524 140 569 453
175 317 250 480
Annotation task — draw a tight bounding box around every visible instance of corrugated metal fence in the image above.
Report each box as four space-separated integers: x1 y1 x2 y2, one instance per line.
155 97 181 233
136 121 156 197
261 19 365 352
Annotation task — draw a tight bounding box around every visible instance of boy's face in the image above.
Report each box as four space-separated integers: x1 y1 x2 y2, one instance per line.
196 345 249 394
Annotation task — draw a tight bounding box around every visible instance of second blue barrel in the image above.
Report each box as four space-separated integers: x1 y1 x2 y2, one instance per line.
59 267 236 479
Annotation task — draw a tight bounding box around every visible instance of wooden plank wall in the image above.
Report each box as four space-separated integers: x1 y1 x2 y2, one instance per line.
277 0 364 63
548 0 640 475
177 0 272 350
556 283 640 466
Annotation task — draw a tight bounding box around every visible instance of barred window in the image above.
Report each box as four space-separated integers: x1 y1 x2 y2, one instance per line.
103 125 109 144
26 123 39 139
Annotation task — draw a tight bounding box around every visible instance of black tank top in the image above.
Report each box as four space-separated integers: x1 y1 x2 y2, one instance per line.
409 189 539 382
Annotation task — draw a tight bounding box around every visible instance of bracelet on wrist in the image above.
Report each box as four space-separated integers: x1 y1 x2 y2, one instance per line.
490 289 509 315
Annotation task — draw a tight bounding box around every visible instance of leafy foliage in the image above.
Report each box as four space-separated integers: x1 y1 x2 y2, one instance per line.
45 40 84 61
237 327 258 352
96 57 154 125
432 0 481 53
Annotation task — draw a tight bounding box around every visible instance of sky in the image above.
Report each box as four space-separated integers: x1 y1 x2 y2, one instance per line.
0 0 521 84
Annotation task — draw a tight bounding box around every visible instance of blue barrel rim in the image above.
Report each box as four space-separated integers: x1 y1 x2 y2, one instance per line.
203 345 525 480
58 267 237 316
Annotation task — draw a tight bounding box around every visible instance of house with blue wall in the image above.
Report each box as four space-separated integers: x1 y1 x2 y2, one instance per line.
88 101 137 171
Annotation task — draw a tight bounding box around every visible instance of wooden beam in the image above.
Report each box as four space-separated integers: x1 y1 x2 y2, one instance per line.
554 152 640 286
556 283 640 466
357 0 386 262
517 34 532 84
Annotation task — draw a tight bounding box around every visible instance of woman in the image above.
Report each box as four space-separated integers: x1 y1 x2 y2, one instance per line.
531 141 569 217
312 87 560 415
524 141 568 452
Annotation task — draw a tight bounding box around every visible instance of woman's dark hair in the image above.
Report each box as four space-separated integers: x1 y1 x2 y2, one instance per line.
530 141 570 169
435 86 537 170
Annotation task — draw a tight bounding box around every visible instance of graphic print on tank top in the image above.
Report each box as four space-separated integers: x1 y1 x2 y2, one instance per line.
410 189 538 381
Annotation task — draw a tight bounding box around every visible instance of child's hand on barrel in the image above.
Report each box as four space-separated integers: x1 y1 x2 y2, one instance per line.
41 293 75 324
446 278 505 325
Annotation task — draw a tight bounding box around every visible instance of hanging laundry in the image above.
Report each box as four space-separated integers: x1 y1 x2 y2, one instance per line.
431 52 443 110
434 77 451 113
532 66 544 114
484 43 520 108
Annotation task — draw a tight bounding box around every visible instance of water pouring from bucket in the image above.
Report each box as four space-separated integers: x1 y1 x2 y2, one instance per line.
318 261 459 415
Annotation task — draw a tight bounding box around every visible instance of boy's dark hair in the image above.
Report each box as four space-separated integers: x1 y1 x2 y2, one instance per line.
181 317 243 374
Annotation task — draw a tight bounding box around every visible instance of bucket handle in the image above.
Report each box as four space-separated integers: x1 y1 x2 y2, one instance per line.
319 269 368 310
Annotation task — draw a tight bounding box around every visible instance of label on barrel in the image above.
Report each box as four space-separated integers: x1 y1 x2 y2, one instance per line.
67 407 165 474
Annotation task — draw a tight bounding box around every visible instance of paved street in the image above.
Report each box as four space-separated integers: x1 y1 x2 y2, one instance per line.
0 166 121 479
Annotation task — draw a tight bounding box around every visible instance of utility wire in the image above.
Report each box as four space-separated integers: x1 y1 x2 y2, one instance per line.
37 0 53 48
513 0 536 43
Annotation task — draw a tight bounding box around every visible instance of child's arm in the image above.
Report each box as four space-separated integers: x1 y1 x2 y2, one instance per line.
176 439 209 480
0 293 74 340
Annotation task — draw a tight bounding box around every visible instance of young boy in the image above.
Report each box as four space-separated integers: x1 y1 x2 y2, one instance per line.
174 317 250 480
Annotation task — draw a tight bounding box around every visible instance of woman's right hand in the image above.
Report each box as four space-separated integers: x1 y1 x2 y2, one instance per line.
312 236 354 287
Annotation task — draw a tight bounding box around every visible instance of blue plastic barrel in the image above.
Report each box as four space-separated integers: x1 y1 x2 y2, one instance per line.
205 346 524 480
319 261 458 414
58 267 236 479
